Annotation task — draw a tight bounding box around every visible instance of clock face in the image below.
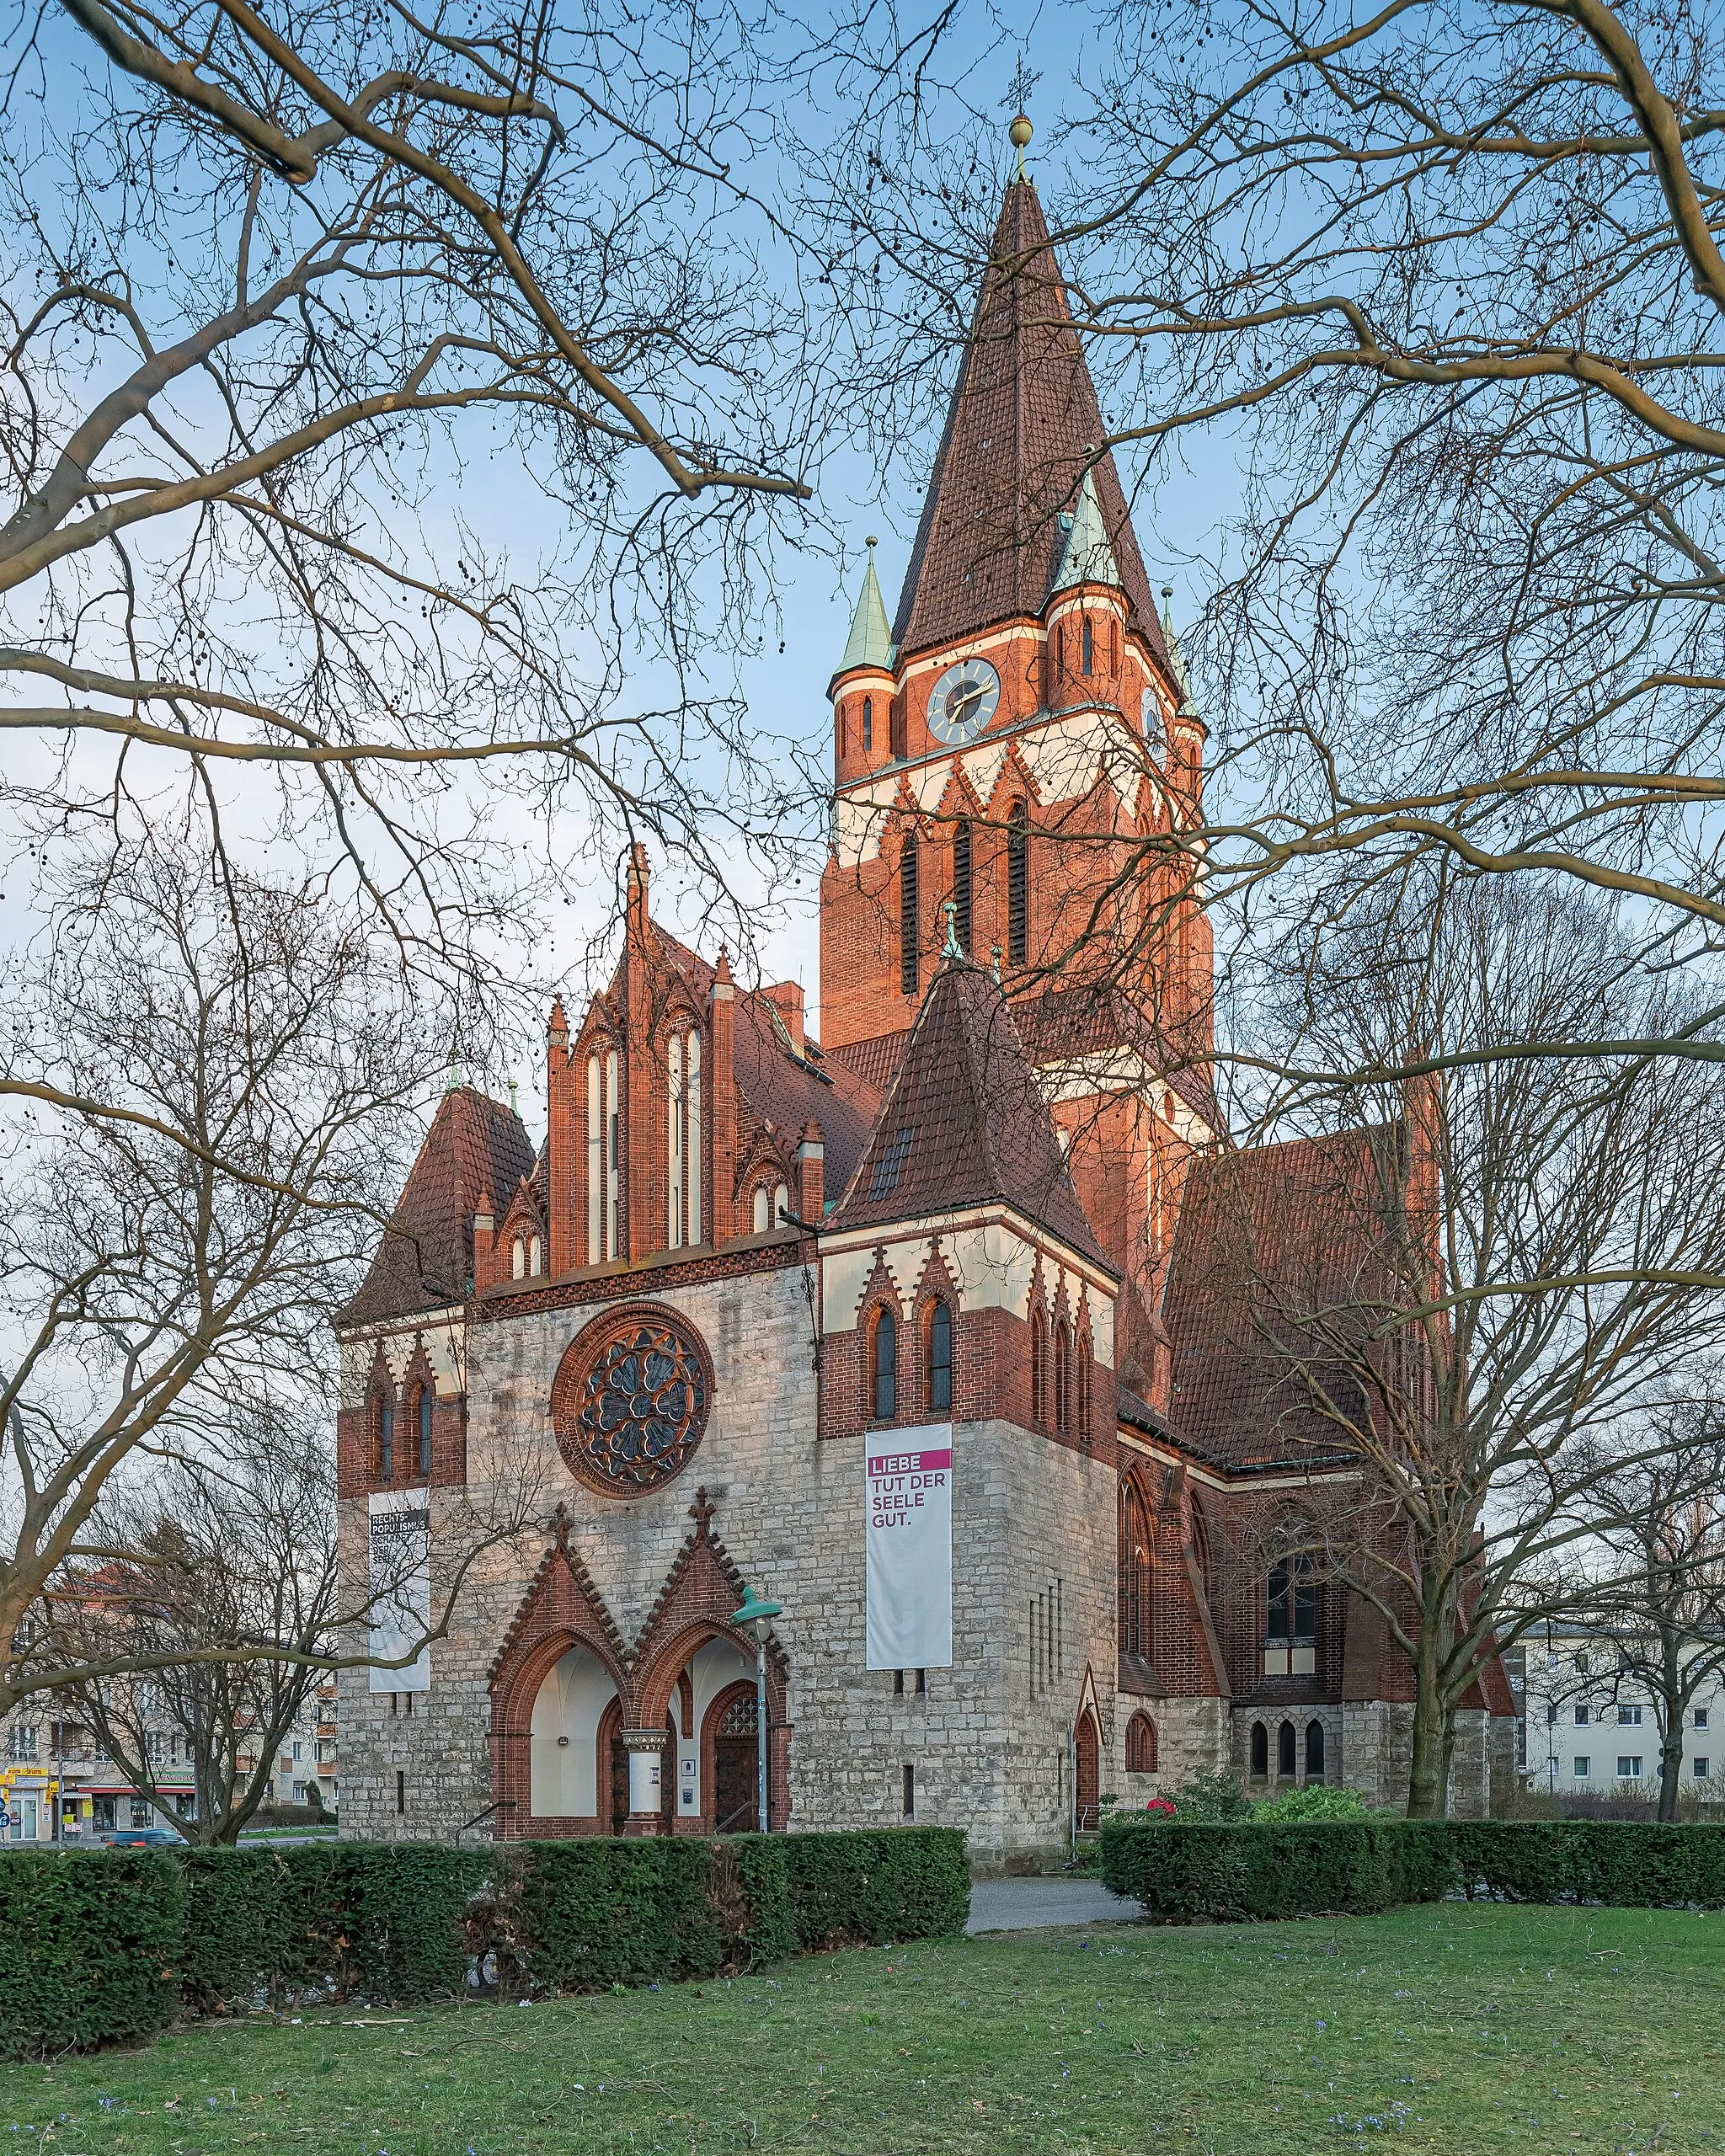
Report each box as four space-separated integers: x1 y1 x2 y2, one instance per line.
926 658 1001 746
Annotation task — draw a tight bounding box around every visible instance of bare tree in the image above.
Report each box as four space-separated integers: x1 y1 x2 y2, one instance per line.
1178 872 1725 1814
2 0 833 1025
48 1413 342 1844
1576 1417 1725 1822
0 836 430 1720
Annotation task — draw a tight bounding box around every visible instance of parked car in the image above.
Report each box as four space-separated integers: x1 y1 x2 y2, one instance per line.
104 1827 182 1847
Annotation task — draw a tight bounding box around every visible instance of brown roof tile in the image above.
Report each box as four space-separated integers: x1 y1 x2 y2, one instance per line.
825 985 1220 1133
1160 1127 1395 1469
338 1087 535 1326
732 990 882 1203
822 1027 910 1098
890 180 1169 666
830 958 1114 1272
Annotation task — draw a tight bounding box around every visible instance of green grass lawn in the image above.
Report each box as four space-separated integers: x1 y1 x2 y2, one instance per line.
3 1903 1721 2153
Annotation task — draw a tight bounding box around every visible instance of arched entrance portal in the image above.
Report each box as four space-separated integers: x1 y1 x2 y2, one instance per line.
1075 1708 1101 1833
526 1642 620 1827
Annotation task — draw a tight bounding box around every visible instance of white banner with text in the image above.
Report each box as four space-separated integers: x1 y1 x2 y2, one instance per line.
865 1423 953 1670
367 1488 431 1692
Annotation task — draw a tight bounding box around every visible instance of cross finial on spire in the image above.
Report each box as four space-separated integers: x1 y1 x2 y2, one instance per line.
1007 59 1037 180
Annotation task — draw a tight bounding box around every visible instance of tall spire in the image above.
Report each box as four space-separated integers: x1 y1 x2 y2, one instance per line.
888 141 1167 666
838 537 893 675
1049 467 1122 594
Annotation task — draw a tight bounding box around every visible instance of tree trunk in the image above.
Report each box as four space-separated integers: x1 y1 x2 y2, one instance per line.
1406 1653 1451 1817
1658 1725 1685 1822
1653 1625 1685 1824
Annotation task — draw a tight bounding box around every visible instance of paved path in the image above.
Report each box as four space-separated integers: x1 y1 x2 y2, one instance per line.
965 1876 1145 1933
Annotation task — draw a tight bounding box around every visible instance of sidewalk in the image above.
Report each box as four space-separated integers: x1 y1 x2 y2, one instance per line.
965 1876 1146 1933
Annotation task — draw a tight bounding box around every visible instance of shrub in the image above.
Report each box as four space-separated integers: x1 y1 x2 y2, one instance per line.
0 1849 184 2058
1099 1817 1725 1921
1253 1785 1374 1822
2 1825 971 2051
179 1843 489 2009
1100 1818 1455 1921
1448 1820 1725 1908
1167 1770 1252 1822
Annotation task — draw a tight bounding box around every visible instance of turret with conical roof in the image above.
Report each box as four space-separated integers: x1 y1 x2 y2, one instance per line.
1049 467 1123 595
835 542 894 680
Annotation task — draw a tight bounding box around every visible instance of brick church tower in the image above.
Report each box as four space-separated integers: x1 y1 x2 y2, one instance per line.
820 173 1216 1401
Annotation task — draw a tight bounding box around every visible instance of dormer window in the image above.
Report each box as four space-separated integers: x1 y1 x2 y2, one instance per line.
869 1126 915 1201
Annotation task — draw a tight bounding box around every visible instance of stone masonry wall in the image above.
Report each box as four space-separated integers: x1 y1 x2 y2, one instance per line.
339 1261 1117 1865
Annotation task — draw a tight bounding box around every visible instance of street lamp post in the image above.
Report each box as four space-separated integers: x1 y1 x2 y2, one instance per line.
732 1588 782 1833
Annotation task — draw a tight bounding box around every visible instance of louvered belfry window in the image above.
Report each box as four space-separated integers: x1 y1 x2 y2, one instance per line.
1007 803 1028 966
953 821 973 953
900 834 920 997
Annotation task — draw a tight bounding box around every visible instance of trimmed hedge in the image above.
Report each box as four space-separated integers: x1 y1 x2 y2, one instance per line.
1448 1820 1725 1908
1099 1818 1453 1922
487 1839 724 1993
0 1849 184 2057
776 1828 972 1948
178 1844 490 2010
0 1824 969 2055
1098 1817 1725 1922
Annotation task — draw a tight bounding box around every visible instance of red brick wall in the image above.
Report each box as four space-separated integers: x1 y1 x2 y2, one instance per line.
335 1392 466 1501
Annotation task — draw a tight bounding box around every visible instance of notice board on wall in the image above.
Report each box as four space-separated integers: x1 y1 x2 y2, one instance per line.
864 1423 953 1670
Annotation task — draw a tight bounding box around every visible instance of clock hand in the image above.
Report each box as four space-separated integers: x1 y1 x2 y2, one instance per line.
946 686 985 734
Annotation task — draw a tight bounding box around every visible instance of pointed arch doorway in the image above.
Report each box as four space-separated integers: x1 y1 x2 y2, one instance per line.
1074 1706 1101 1833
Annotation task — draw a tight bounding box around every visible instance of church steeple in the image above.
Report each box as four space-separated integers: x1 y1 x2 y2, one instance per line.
888 175 1167 668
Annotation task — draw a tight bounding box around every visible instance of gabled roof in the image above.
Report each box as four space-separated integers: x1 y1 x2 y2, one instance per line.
829 958 1114 1273
1160 1125 1397 1469
338 1087 535 1327
889 178 1168 665
731 989 882 1202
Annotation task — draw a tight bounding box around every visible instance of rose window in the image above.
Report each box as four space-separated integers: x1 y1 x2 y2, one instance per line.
553 1308 710 1496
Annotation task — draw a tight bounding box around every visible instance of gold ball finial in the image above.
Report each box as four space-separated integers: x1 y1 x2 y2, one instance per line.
1008 114 1033 151
866 534 879 548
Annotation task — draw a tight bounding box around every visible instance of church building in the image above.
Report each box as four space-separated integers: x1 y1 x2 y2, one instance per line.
333 170 1517 1864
